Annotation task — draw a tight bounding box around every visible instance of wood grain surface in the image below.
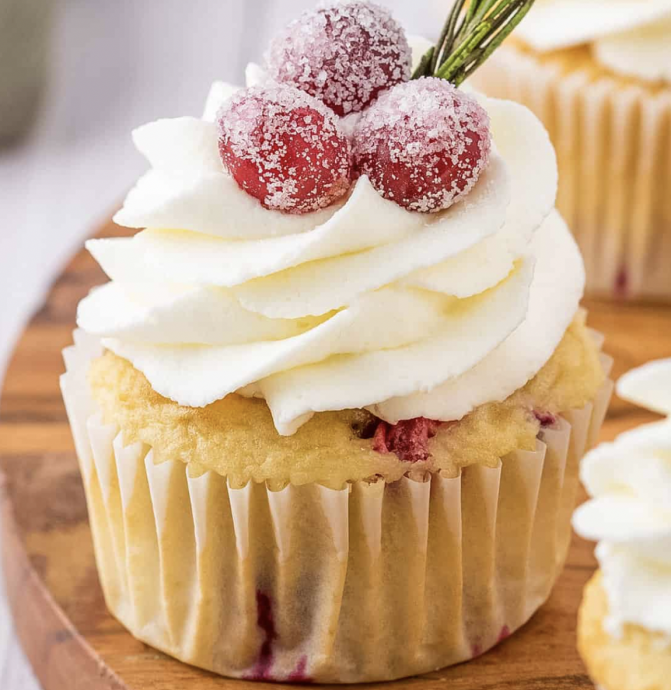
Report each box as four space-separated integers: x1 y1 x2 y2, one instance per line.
1 218 670 690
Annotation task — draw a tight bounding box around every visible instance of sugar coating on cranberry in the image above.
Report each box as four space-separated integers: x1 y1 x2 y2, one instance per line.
217 85 352 214
266 1 411 116
352 78 492 213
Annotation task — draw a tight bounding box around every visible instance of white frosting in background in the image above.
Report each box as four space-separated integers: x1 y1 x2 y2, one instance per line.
408 34 434 70
78 58 584 435
573 359 671 641
594 15 671 84
515 0 671 83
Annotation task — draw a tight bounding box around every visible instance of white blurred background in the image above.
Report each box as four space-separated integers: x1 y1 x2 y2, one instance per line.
0 1 436 686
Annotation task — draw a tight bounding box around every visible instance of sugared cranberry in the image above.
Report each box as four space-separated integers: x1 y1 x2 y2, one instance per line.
266 1 411 116
352 78 492 213
217 85 352 214
372 417 442 463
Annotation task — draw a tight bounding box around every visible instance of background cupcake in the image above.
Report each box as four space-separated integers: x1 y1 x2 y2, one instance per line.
61 0 612 682
469 0 671 301
574 359 671 690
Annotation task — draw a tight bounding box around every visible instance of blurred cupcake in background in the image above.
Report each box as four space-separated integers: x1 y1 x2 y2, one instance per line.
469 0 671 301
574 359 671 690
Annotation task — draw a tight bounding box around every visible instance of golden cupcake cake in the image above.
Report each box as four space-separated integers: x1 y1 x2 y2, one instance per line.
61 0 612 682
470 0 671 301
574 359 671 690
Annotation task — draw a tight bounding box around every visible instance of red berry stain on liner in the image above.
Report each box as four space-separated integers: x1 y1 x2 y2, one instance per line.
471 625 510 659
244 591 313 683
267 0 411 116
614 265 629 300
352 78 492 213
218 85 352 214
244 591 277 680
372 417 443 463
497 624 511 643
287 655 312 683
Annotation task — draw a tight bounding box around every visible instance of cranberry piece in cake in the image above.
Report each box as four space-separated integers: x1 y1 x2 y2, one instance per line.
217 85 352 214
372 417 442 463
266 0 411 116
352 78 492 213
534 410 558 428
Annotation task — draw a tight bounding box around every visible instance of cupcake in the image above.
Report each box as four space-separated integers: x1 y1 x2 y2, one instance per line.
469 0 671 300
61 0 612 683
574 359 671 690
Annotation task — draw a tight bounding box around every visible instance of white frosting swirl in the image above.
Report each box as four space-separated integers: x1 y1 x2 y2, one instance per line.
516 0 671 83
77 62 585 435
574 359 671 641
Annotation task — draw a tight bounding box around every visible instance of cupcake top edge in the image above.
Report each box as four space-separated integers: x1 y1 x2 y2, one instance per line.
515 0 671 84
574 358 671 642
86 311 603 488
579 573 671 690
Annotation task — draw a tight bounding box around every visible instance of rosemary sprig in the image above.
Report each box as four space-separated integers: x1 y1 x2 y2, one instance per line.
412 0 536 86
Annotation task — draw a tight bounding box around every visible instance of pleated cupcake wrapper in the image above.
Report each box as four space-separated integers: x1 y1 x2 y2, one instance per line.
61 329 613 683
471 47 671 301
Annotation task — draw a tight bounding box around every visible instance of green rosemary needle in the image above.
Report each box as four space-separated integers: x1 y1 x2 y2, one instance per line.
412 0 537 85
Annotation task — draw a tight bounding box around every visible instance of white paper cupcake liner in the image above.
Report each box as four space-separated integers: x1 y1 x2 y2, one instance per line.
61 330 613 683
472 46 671 301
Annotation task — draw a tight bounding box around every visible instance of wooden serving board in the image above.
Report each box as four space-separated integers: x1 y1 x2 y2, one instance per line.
1 217 670 690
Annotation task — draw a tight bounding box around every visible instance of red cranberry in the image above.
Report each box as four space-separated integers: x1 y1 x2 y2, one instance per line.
217 85 352 214
266 1 411 116
372 417 442 463
533 410 557 428
352 78 492 213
